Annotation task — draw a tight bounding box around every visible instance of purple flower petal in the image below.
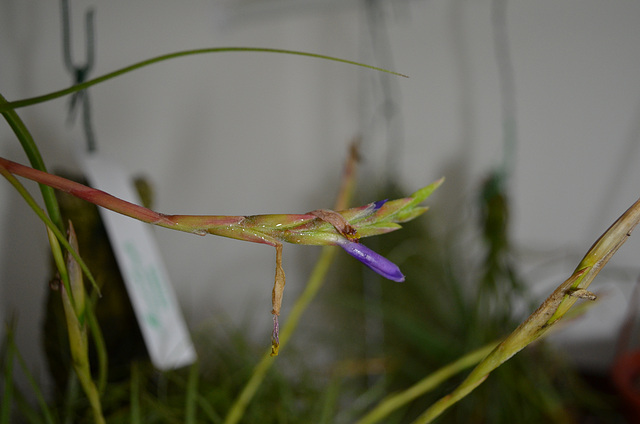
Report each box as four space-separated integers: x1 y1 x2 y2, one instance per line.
372 199 388 210
338 240 405 282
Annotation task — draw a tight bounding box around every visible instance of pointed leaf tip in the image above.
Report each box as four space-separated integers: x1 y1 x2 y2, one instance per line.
409 178 444 205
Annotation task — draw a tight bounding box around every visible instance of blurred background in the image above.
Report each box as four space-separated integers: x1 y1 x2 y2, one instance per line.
1 0 640 418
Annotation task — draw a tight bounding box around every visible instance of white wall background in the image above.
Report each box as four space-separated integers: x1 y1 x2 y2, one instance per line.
1 0 640 384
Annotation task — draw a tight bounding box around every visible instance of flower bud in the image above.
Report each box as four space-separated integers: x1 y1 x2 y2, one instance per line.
338 240 405 282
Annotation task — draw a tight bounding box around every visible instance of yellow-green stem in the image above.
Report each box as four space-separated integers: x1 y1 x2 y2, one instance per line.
356 342 497 424
223 245 338 424
223 142 359 424
412 196 640 424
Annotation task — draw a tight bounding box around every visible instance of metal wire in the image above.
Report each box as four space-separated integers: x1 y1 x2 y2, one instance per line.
61 0 97 152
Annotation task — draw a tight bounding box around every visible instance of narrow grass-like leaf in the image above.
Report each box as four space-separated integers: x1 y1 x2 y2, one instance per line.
164 371 223 423
0 166 99 294
357 342 496 424
318 375 342 424
0 47 407 112
8 331 57 424
0 93 63 230
185 362 199 424
85 304 108 393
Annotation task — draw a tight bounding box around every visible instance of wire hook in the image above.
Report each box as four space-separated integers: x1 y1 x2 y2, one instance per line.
61 0 97 152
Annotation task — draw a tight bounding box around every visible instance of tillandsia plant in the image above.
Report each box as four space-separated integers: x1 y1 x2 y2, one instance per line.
0 155 442 355
0 45 412 421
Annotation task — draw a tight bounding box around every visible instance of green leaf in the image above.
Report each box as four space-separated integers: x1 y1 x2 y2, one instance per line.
0 167 99 294
0 93 63 230
0 47 407 112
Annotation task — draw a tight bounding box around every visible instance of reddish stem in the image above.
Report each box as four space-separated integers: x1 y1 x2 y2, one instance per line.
0 156 250 236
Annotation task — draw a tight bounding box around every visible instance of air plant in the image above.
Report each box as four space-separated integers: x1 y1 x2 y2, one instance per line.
0 155 442 355
0 45 415 422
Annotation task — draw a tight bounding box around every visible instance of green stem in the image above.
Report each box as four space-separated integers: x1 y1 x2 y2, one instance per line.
77 364 104 424
411 196 640 424
0 155 423 247
0 47 406 113
0 156 257 237
1 89 105 420
0 165 98 291
223 245 339 424
45 225 75 316
185 362 200 424
0 93 63 230
85 302 108 393
223 142 359 424
356 342 497 424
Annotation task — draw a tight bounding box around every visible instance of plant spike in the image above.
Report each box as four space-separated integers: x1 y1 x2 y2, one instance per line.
0 155 443 354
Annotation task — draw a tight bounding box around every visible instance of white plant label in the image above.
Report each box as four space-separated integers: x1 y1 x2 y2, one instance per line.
80 152 197 370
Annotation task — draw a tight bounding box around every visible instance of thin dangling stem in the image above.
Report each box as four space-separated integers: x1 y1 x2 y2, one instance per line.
270 243 286 356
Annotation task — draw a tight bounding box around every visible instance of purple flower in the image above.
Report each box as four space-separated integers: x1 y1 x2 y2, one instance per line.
372 199 388 210
338 240 405 282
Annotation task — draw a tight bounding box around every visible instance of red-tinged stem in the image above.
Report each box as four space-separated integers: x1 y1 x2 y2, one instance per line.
0 156 391 248
0 156 173 225
0 156 255 238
